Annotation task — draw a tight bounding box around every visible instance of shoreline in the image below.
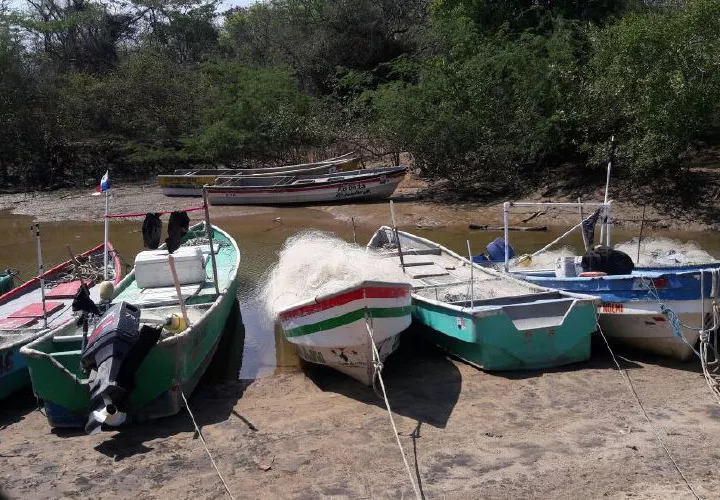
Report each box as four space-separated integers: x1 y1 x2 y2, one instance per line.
0 176 715 232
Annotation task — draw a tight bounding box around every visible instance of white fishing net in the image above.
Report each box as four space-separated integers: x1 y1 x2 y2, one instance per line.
261 231 407 319
614 237 717 266
515 238 716 269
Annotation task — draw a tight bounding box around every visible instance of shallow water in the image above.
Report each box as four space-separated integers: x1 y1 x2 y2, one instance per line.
2 207 720 380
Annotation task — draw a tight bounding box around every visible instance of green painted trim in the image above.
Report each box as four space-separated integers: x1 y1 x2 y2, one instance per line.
284 306 411 338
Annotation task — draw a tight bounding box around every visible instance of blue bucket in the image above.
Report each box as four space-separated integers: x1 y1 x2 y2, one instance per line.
486 237 514 262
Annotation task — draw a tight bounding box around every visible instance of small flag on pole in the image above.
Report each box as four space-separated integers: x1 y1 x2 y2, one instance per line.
91 171 110 196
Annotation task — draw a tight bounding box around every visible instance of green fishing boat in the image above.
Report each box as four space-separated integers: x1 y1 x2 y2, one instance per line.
21 221 240 428
368 227 599 371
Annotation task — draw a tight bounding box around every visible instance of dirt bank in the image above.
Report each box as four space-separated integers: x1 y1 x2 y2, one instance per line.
2 339 720 499
0 171 716 232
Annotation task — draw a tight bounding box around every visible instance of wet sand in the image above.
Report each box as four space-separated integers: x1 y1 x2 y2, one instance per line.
3 338 720 499
0 173 716 232
2 180 720 498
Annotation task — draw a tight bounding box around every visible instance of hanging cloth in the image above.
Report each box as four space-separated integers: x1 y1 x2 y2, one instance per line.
142 213 162 250
165 211 190 254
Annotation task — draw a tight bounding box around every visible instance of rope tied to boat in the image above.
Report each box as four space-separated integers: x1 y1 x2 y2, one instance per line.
364 311 422 500
595 321 701 500
179 387 236 500
644 272 720 406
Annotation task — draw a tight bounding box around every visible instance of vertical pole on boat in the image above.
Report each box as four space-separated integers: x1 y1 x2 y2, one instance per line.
578 198 589 251
503 202 510 272
390 200 406 272
467 240 474 309
600 136 616 245
168 253 190 328
103 190 109 281
32 224 48 329
605 201 612 246
636 204 646 263
351 217 357 244
203 187 221 295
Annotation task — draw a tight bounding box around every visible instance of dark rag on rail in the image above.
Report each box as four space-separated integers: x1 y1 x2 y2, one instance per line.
165 211 190 253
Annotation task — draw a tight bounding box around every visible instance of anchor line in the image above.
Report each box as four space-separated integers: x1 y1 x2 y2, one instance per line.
595 321 701 500
364 310 422 500
180 387 236 500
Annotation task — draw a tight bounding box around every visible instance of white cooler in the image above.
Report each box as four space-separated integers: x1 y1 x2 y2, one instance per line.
134 246 206 288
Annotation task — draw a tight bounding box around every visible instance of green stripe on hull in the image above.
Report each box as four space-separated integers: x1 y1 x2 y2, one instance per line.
284 306 411 338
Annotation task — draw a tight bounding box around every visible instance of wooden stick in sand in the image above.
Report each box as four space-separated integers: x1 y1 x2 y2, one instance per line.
390 200 406 272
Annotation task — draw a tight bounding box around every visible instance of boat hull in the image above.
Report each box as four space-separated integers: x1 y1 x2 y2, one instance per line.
514 265 720 361
20 223 241 427
278 282 412 385
597 299 707 360
208 171 404 206
0 346 28 399
413 295 596 371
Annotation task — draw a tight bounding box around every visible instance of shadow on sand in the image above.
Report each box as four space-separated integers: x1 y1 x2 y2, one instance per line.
303 328 462 429
0 387 39 431
48 299 248 460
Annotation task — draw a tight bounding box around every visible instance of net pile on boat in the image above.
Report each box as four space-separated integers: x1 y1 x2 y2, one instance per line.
261 231 407 319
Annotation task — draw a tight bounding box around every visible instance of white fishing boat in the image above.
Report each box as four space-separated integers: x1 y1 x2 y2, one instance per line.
158 153 360 196
277 280 412 385
206 166 406 206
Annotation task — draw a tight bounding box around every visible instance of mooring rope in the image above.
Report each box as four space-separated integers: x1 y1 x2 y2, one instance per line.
595 321 701 500
364 312 422 500
180 388 236 500
642 273 720 406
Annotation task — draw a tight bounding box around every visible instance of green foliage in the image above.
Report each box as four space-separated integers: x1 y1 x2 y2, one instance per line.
582 0 720 179
186 63 318 161
1 0 719 192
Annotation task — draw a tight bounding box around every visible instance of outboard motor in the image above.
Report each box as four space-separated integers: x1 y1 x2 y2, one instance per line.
81 301 161 434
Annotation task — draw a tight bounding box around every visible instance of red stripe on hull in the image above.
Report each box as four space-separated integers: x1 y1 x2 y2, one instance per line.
279 285 409 321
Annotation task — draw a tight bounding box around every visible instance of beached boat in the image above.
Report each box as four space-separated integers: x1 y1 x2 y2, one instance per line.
20 221 240 428
0 243 123 399
367 227 599 371
0 271 13 296
503 201 720 361
158 153 361 197
278 281 412 385
207 166 406 206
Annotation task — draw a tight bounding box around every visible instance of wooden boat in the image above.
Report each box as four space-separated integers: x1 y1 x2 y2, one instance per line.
158 153 361 197
278 281 412 385
0 243 123 399
207 166 406 206
498 200 720 361
514 265 720 360
367 227 599 371
20 222 240 427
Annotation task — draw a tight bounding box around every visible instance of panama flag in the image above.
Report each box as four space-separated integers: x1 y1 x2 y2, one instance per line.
91 171 110 196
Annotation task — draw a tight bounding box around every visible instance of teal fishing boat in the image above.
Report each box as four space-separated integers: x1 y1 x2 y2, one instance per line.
368 227 599 370
21 220 240 428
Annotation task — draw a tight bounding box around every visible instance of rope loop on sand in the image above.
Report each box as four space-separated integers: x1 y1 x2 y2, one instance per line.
364 311 422 500
595 321 700 500
180 387 236 500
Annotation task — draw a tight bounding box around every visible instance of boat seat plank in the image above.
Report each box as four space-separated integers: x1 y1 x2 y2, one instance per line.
0 317 39 329
45 280 93 299
407 265 450 279
9 302 65 319
133 282 204 307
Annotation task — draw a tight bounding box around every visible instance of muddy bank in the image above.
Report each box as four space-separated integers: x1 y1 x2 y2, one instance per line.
2 339 720 499
0 173 716 232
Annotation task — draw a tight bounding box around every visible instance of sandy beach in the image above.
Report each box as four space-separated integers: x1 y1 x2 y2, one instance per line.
2 178 720 499
3 337 720 499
